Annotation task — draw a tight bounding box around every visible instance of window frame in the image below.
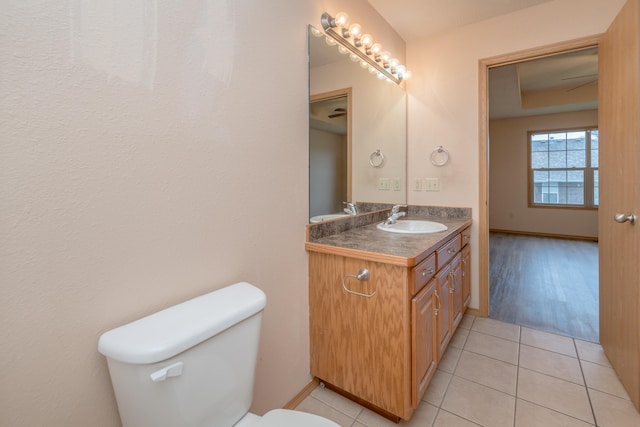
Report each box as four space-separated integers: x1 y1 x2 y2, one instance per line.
527 126 599 210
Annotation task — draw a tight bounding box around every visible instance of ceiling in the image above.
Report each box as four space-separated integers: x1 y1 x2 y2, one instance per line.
489 47 598 119
368 0 555 42
366 0 598 119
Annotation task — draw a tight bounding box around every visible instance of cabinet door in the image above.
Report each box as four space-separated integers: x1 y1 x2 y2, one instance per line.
462 244 471 308
435 264 451 361
449 253 463 331
309 252 412 419
411 280 437 407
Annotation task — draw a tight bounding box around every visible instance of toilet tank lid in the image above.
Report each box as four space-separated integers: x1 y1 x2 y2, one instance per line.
98 282 266 364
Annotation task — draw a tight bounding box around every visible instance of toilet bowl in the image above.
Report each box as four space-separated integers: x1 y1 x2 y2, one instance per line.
98 282 338 427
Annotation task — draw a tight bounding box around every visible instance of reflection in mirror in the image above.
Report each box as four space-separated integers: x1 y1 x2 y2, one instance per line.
310 91 350 220
309 25 406 222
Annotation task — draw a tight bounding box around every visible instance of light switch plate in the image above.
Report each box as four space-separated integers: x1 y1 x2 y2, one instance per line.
424 178 440 191
378 178 391 190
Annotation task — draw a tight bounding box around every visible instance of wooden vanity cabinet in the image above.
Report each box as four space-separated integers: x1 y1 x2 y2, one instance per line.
308 225 472 421
309 252 413 419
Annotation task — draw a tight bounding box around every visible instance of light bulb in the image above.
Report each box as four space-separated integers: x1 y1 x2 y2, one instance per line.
381 51 391 63
361 34 373 47
377 72 385 80
348 23 362 38
396 65 407 77
310 27 323 38
338 45 349 55
360 60 369 68
325 36 337 46
390 58 399 68
349 53 360 62
404 70 412 79
368 66 377 74
335 12 349 27
371 43 382 54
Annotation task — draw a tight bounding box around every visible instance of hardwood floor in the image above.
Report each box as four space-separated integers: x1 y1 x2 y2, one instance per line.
489 232 599 343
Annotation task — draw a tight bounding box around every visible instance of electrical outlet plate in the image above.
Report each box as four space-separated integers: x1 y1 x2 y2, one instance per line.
424 178 440 191
393 178 401 191
413 179 422 191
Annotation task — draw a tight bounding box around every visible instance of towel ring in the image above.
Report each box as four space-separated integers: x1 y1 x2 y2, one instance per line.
430 146 449 166
369 149 385 168
342 268 376 298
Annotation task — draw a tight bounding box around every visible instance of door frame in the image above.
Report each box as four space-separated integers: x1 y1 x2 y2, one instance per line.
310 88 353 202
477 35 602 316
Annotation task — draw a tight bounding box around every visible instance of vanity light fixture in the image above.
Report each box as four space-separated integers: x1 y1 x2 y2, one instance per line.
320 11 410 85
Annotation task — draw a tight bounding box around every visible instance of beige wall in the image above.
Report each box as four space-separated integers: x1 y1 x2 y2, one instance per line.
0 0 404 425
489 110 599 238
405 0 625 310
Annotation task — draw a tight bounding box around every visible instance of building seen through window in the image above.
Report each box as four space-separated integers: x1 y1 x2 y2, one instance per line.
529 128 598 208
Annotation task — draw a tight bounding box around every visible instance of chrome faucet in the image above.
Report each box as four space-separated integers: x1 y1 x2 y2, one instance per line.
343 202 358 215
385 204 407 225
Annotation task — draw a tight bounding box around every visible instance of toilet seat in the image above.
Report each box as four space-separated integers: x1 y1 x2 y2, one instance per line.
254 409 339 426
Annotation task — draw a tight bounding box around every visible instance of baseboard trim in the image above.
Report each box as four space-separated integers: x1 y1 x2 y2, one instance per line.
283 378 319 410
465 307 482 317
489 228 598 242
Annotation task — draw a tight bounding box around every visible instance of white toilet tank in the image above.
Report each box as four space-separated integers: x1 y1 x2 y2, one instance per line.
98 282 267 427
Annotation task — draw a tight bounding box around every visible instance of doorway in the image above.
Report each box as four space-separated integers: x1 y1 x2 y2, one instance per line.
478 36 601 339
309 89 352 219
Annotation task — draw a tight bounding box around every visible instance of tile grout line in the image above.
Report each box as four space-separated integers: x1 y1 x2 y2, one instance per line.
431 315 474 426
350 406 363 427
513 325 522 427
575 337 599 426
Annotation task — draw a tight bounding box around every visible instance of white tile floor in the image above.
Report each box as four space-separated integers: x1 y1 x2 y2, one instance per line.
295 315 640 427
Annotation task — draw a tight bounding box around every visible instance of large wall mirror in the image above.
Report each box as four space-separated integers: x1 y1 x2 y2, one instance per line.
309 25 406 222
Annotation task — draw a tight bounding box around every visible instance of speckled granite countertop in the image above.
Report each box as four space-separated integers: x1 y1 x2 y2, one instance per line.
306 205 472 267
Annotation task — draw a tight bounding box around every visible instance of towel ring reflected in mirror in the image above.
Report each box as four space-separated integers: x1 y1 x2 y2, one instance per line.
369 149 385 168
430 145 449 166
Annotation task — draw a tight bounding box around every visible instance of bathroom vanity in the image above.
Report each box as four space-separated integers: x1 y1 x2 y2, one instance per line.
306 206 471 421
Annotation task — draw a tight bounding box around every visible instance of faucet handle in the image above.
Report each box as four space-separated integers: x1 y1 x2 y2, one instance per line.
343 201 358 215
391 204 407 214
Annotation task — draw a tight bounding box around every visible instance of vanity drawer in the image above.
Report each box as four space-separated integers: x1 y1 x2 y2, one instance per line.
411 253 437 295
461 227 471 248
437 234 462 268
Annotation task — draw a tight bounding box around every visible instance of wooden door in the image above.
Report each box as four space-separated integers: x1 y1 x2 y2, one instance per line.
411 280 437 407
308 252 413 419
462 244 471 308
598 0 640 410
435 264 451 360
450 253 463 331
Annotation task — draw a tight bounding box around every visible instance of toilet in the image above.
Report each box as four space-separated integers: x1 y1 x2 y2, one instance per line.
98 282 338 427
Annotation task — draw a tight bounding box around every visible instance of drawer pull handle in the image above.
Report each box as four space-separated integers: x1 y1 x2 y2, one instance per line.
447 248 457 254
422 267 435 277
434 290 441 315
342 268 376 298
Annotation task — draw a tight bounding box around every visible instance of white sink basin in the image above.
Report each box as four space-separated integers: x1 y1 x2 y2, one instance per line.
377 220 448 234
310 213 350 223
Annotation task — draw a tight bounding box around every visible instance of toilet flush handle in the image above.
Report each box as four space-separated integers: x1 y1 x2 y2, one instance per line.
150 361 184 382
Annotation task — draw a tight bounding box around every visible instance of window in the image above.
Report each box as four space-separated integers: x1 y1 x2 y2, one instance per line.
529 128 598 208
